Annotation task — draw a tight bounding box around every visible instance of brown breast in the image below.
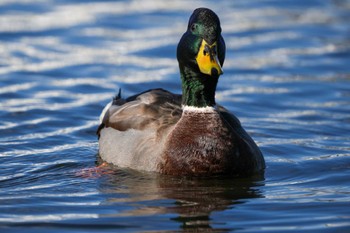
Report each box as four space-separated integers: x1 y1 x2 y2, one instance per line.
159 110 240 176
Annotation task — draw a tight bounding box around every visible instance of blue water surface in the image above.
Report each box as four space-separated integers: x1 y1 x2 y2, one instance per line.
0 0 349 232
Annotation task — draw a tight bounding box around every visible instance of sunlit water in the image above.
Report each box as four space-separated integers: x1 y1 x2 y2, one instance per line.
1 0 349 232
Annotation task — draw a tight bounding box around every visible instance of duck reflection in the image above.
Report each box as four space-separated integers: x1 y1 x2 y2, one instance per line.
96 162 264 230
158 175 264 230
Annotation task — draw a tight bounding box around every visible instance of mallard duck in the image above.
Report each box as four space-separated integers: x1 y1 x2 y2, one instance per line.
97 8 265 176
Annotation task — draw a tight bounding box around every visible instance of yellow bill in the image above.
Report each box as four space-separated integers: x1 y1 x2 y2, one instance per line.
196 40 223 76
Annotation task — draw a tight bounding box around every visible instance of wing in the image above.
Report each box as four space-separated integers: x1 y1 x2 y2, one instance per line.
97 88 182 137
217 105 265 170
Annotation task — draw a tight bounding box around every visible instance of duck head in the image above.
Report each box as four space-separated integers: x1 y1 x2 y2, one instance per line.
177 8 226 107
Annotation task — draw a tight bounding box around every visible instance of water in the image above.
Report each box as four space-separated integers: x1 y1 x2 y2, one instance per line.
0 0 349 232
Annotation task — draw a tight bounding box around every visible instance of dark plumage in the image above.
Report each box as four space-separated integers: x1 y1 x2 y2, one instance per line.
97 8 265 176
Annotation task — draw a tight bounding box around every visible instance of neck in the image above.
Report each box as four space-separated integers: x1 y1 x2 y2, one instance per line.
180 66 218 108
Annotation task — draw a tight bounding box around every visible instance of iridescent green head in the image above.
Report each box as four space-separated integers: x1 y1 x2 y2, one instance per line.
177 8 226 107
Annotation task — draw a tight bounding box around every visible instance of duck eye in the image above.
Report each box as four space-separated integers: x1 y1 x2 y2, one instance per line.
190 23 196 32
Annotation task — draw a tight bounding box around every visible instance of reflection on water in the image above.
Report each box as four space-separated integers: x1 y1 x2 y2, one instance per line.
97 164 264 231
0 0 350 232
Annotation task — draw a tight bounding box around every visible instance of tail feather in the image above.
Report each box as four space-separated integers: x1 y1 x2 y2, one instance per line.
112 88 126 105
97 88 124 138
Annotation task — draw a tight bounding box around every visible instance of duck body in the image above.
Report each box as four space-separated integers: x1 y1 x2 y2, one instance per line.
98 89 265 176
97 8 265 176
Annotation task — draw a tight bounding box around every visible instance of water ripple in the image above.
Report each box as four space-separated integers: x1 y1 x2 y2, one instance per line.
0 0 349 232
